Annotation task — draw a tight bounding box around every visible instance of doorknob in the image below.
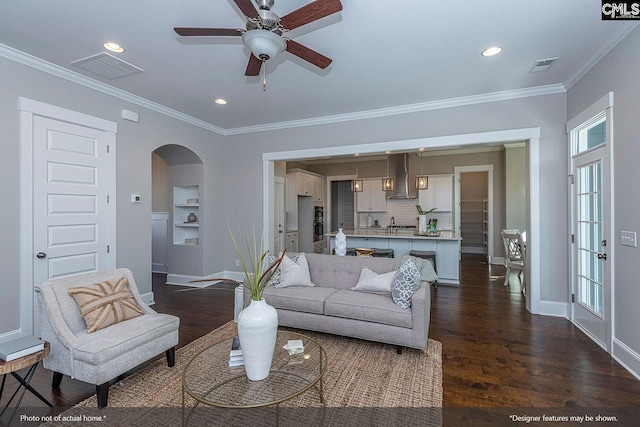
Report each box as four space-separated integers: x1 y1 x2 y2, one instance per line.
36 252 47 259
597 253 607 260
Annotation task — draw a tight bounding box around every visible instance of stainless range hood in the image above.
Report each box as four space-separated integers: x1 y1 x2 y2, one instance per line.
386 153 417 199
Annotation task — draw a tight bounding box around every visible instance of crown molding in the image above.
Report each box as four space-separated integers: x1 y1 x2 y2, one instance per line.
2 42 566 137
224 84 566 135
0 43 227 135
564 21 639 90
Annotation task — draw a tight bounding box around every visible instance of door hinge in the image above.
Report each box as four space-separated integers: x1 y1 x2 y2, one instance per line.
572 294 575 303
107 145 110 154
107 245 110 253
571 234 575 244
569 174 574 184
107 195 110 203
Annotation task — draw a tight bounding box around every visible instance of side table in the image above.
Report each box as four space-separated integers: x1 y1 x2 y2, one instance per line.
0 341 53 424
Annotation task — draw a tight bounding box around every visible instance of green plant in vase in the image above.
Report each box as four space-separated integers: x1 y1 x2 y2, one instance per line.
228 224 285 304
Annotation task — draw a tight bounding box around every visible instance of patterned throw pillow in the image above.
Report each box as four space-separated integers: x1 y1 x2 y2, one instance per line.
391 258 421 309
68 277 144 333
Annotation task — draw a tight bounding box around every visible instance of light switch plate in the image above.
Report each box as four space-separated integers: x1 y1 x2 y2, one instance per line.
621 231 637 248
131 194 141 203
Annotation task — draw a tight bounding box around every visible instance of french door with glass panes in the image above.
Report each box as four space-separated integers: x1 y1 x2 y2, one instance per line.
570 108 611 351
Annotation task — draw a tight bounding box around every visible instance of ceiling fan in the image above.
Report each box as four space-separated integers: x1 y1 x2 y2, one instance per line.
174 0 343 76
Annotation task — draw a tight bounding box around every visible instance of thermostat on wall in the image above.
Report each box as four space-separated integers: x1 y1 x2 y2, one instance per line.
131 194 141 203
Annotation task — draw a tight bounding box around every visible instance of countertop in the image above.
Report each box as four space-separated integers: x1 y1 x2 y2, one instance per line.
327 229 461 241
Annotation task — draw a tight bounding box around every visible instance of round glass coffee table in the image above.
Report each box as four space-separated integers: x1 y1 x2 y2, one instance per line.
182 330 327 426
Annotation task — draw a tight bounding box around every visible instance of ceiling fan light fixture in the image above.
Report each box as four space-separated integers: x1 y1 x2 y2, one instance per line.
242 29 285 61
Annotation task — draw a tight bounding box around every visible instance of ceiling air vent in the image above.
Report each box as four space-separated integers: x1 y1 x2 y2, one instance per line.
529 57 558 73
71 52 143 79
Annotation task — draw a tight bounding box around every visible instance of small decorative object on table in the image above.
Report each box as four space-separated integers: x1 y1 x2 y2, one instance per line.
186 212 197 223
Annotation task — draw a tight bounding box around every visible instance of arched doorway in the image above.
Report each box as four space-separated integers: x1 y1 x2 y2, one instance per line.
152 145 204 285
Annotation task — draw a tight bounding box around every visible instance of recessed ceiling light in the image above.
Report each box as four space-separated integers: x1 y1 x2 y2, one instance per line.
103 42 125 53
481 46 502 57
214 98 228 105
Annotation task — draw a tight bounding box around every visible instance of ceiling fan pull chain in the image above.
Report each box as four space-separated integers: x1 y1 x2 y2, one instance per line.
263 60 268 92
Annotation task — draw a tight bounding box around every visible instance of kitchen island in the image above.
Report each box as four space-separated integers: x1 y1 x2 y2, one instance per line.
327 229 461 285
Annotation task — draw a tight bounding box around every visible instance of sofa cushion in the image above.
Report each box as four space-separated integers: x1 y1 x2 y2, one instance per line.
72 313 179 365
262 286 337 314
324 290 412 328
302 253 396 290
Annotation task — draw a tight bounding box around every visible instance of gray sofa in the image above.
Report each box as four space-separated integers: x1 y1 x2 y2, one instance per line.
248 253 431 351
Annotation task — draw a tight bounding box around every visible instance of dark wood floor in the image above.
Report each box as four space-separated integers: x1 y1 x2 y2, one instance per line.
3 255 640 418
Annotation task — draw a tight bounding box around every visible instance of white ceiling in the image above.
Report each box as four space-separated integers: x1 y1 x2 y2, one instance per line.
0 1 637 133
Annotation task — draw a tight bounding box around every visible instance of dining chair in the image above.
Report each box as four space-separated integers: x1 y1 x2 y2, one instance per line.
501 230 526 294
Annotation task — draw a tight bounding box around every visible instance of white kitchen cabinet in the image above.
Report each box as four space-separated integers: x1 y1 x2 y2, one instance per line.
418 174 453 212
313 176 324 205
436 239 461 281
285 231 298 253
356 179 387 212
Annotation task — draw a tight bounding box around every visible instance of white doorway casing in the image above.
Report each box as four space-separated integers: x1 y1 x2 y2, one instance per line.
19 97 117 337
263 128 545 315
454 165 494 263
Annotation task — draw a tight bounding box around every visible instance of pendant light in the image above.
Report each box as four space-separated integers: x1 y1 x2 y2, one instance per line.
382 156 394 192
351 156 363 192
415 152 428 190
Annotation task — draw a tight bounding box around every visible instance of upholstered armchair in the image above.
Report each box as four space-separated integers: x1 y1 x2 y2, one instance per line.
35 268 179 408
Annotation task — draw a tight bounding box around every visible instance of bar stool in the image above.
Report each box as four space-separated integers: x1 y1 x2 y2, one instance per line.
355 248 375 257
409 250 438 288
371 248 394 258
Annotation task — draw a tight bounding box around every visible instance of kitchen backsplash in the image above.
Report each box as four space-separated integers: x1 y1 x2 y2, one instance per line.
357 198 453 230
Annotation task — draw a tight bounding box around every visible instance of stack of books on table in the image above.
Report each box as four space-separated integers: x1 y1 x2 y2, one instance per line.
0 336 44 362
229 336 243 367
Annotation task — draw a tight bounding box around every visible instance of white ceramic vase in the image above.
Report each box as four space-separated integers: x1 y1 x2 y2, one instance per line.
418 214 428 234
237 298 278 381
335 228 347 256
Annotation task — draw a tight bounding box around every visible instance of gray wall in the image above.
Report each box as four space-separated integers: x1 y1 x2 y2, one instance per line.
0 55 226 337
222 94 567 304
567 26 640 371
152 153 170 213
505 146 527 232
5 26 638 379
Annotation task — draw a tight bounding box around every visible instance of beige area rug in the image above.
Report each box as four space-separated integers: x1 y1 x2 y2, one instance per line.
42 322 442 426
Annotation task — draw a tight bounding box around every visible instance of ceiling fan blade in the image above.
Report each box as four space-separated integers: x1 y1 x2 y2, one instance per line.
286 40 332 69
280 0 343 31
174 27 243 37
245 54 263 76
233 0 259 19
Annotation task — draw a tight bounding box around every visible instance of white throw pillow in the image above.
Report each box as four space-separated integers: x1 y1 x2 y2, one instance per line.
351 266 396 294
276 253 315 288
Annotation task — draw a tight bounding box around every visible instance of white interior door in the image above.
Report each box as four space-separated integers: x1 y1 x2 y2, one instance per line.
30 115 115 335
570 107 611 351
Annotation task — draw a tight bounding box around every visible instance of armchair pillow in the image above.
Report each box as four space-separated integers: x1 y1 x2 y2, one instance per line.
68 277 144 333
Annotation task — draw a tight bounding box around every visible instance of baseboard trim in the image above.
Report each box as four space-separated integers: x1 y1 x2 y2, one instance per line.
0 328 23 343
536 300 569 318
140 292 155 306
613 338 640 381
